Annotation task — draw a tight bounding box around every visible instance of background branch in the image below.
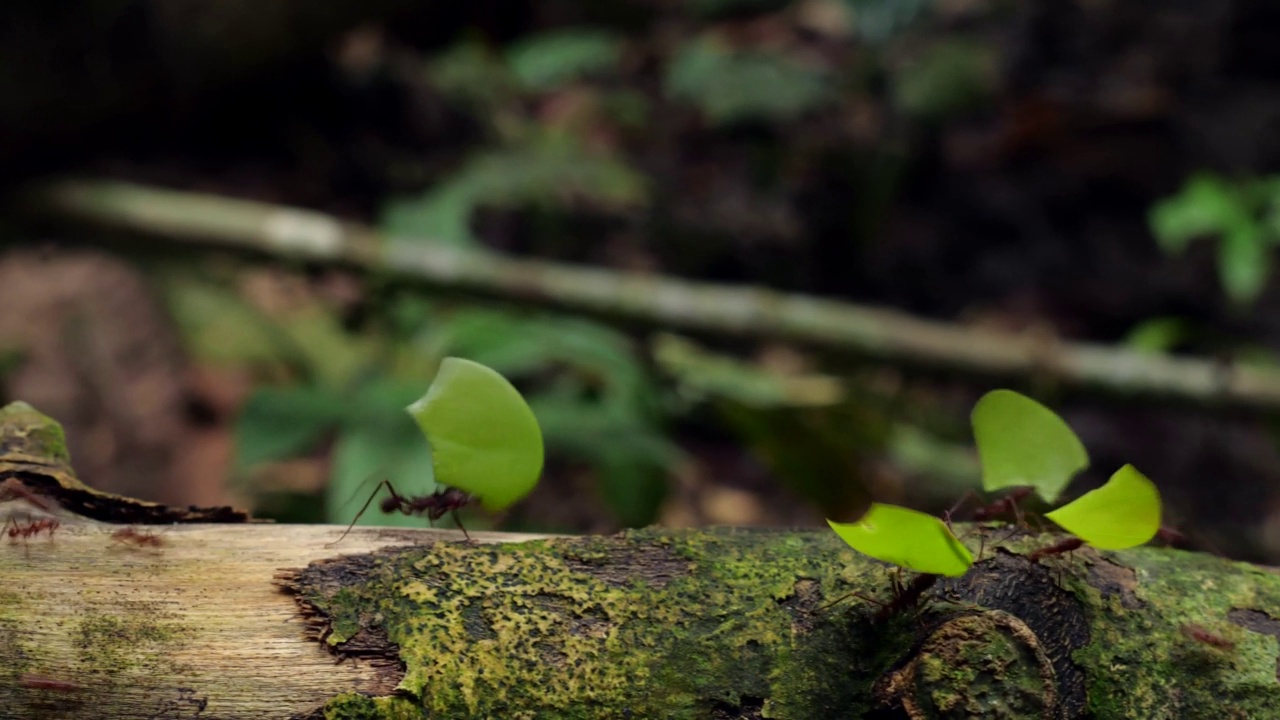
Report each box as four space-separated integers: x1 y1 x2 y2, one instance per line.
26 179 1280 412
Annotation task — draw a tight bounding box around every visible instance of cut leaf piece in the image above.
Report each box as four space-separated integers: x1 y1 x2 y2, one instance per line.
828 503 973 577
406 357 544 511
972 389 1089 502
1045 465 1161 550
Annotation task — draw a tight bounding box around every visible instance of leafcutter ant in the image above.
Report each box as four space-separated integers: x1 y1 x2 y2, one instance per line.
1024 536 1083 563
110 526 167 550
19 674 81 692
820 571 940 622
942 487 1038 563
973 487 1035 523
0 478 55 513
1181 623 1235 651
5 516 59 540
330 480 474 546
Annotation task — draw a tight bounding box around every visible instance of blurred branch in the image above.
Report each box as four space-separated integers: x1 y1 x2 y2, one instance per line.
28 179 1280 412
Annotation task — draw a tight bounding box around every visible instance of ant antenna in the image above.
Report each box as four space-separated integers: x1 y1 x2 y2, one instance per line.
329 479 398 547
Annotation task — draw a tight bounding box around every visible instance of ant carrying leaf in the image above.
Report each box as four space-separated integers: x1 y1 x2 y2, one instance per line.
329 358 544 545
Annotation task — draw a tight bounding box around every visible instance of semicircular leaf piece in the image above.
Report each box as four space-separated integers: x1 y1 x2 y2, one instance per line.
1044 464 1162 550
828 503 973 577
972 389 1089 503
406 357 544 511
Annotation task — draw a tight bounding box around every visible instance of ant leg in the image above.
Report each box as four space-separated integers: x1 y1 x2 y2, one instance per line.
329 479 398 547
450 509 471 542
944 489 980 532
817 590 886 613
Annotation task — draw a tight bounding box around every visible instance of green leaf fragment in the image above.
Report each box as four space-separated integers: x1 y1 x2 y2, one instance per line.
971 389 1089 503
1045 464 1162 550
406 357 544 511
828 503 973 577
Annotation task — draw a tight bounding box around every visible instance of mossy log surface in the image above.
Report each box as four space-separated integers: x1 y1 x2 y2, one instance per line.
2 406 1280 719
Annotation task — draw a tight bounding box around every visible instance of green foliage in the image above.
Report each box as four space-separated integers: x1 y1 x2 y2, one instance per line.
843 0 933 43
1123 317 1189 354
506 31 623 91
381 132 647 246
665 38 833 125
1045 465 1162 550
1150 173 1280 306
828 503 973 577
971 389 1089 503
652 334 882 519
892 40 996 121
653 334 844 409
406 357 544 511
234 387 346 471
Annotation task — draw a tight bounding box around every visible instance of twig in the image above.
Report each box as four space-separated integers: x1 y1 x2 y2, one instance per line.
26 178 1280 412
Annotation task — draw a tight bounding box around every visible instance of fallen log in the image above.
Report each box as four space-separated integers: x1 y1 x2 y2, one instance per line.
1 403 1278 719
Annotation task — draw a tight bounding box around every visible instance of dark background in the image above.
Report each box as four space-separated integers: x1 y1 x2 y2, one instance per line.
4 0 1280 561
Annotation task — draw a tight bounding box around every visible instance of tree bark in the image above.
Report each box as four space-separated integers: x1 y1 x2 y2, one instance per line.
26 178 1280 414
2 403 1280 718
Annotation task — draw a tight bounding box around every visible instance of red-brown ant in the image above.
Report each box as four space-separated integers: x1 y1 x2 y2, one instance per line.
5 516 60 542
1181 623 1235 650
330 480 475 546
972 487 1035 524
820 571 940 622
4 516 59 559
1024 537 1084 563
0 478 55 513
19 674 81 692
110 527 166 549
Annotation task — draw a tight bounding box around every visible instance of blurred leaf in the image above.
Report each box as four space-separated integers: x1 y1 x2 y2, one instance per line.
429 39 517 111
843 0 933 43
1218 223 1270 305
325 377 439 527
665 39 832 125
886 424 980 486
381 134 647 246
1122 317 1188 354
279 310 378 390
381 183 477 246
653 334 844 407
893 41 996 121
163 276 290 367
327 419 436 529
531 390 679 527
971 389 1088 503
235 387 346 470
720 401 878 521
1149 174 1250 255
1045 465 1161 550
407 357 544 511
506 31 623 91
828 503 973 576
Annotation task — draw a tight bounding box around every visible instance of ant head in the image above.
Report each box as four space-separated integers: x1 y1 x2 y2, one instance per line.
439 487 472 505
379 496 402 514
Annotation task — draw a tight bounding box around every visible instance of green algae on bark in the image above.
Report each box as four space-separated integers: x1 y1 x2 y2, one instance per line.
282 528 1280 719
